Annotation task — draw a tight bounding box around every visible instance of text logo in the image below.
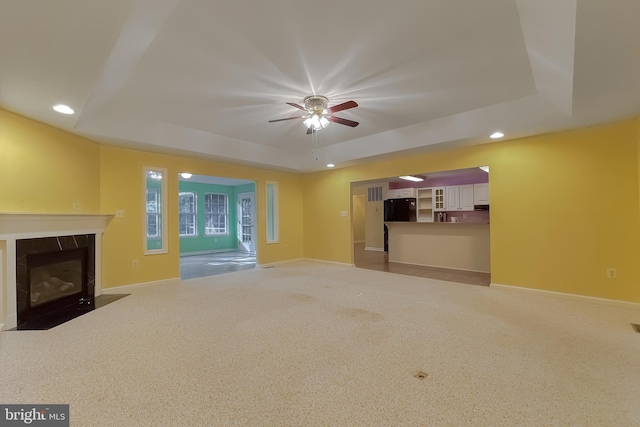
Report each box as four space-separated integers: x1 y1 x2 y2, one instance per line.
0 405 68 427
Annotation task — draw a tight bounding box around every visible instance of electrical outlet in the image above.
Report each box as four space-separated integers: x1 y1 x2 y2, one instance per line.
132 259 139 268
340 211 348 217
606 268 617 279
463 213 467 218
116 210 125 218
73 202 81 210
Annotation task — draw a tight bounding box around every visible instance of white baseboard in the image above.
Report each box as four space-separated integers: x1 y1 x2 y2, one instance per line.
2 313 17 331
303 258 354 267
258 258 354 268
364 247 384 252
490 283 640 308
257 258 304 268
102 277 181 294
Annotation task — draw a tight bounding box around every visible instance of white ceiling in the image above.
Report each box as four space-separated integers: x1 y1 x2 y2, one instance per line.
1 0 639 172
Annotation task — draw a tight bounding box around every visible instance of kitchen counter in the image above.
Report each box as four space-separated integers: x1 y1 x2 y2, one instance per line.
386 222 490 272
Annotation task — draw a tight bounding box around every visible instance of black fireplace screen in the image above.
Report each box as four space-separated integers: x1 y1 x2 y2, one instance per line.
16 234 95 327
29 256 83 308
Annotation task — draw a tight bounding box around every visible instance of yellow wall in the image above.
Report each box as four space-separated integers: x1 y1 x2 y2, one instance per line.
1 109 304 289
352 194 365 243
304 119 640 303
99 145 304 288
3 108 640 302
0 109 100 213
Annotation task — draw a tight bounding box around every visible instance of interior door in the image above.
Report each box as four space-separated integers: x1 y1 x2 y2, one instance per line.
237 192 256 253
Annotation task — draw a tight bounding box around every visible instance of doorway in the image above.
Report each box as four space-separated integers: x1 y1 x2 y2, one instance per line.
178 174 257 280
237 192 256 253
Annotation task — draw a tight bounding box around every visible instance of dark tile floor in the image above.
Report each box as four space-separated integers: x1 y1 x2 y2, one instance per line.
353 243 490 286
180 251 256 280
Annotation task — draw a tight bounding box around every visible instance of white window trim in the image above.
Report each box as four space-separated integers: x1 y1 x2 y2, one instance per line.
144 166 168 255
266 181 279 244
204 193 230 236
178 191 197 237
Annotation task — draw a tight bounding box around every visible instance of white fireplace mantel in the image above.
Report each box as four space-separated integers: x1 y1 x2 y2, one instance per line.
0 213 113 330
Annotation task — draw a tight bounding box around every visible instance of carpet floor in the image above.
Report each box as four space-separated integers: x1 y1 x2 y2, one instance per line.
1 261 639 426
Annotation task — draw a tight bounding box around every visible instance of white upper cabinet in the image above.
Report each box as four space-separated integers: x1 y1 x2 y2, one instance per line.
460 185 474 210
446 185 474 211
433 187 445 211
386 188 415 199
473 183 490 204
445 186 459 210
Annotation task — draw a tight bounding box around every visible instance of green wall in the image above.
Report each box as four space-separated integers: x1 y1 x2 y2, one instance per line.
178 181 255 255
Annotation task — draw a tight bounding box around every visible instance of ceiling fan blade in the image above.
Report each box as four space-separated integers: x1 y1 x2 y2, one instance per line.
329 116 359 127
286 102 307 111
328 100 358 114
268 115 306 123
306 127 316 135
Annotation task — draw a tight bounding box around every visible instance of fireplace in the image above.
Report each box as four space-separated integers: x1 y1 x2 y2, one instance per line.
0 213 112 330
16 234 96 330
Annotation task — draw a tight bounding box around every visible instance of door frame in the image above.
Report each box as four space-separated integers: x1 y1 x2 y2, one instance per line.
237 192 256 252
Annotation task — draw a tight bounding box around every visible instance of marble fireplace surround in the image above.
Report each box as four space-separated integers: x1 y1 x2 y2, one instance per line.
0 213 112 330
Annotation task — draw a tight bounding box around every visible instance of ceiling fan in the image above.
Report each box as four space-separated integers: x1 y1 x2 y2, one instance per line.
269 95 359 134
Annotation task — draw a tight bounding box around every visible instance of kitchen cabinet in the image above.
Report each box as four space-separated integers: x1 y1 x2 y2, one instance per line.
433 187 445 211
445 185 474 211
386 188 415 199
416 187 433 222
473 183 490 204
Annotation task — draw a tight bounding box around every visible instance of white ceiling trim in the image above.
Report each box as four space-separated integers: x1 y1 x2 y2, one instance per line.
76 0 180 128
515 0 577 116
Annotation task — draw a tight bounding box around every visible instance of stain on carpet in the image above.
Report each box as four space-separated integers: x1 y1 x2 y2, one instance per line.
291 293 318 303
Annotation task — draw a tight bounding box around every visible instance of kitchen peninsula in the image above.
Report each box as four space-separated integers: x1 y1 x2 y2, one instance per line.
385 222 490 272
384 168 491 273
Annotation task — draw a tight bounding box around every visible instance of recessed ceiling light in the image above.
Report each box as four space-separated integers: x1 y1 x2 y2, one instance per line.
180 172 192 179
490 131 504 139
326 163 335 168
399 175 424 182
53 104 75 115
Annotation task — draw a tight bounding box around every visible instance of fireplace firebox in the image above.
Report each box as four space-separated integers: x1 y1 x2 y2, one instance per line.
16 234 96 330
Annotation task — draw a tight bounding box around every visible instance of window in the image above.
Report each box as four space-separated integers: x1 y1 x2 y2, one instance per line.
266 181 278 243
144 167 168 254
178 192 197 236
205 193 228 235
146 189 161 238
